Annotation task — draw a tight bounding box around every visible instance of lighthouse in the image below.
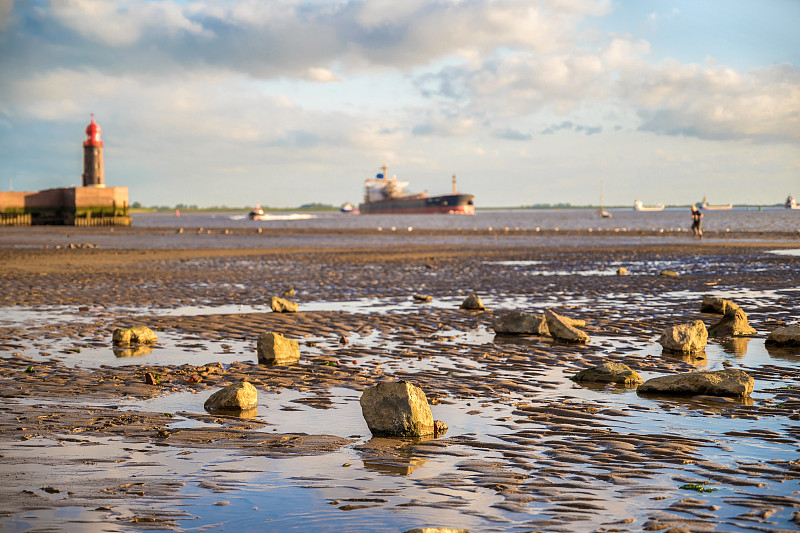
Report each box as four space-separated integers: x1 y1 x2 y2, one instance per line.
82 114 104 187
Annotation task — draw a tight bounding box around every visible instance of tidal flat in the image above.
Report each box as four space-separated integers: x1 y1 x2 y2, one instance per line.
0 227 799 532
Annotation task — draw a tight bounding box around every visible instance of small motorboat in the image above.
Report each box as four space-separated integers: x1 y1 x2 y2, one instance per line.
633 200 665 211
340 202 360 214
248 204 268 221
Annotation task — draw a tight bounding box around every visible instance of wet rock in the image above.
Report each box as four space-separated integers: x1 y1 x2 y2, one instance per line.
144 372 159 386
573 362 643 385
660 270 679 277
204 381 258 411
708 307 756 337
413 294 433 302
700 295 739 315
460 293 485 310
544 309 589 343
659 320 707 353
492 311 549 335
269 296 298 313
360 381 434 437
617 267 628 275
637 368 754 398
434 420 448 436
257 332 300 365
112 326 158 346
765 325 800 347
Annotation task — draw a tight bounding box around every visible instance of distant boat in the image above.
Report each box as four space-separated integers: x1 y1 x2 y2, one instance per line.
248 204 269 221
697 196 732 210
599 181 612 218
358 166 475 215
340 202 360 214
633 200 665 211
786 195 799 210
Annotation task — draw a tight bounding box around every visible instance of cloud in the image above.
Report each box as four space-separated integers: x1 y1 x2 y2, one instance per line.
541 121 602 135
495 128 532 141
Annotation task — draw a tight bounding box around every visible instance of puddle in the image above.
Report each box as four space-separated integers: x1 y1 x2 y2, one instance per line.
767 248 800 257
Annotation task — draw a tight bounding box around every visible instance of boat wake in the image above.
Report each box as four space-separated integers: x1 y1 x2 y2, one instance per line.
230 213 317 222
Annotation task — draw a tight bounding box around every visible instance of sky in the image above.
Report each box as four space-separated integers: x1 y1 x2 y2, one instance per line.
0 0 798 208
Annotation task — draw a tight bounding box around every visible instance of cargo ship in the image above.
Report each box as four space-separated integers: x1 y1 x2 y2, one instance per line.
358 166 475 215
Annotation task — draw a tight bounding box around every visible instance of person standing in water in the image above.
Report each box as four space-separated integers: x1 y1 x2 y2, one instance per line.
690 205 703 238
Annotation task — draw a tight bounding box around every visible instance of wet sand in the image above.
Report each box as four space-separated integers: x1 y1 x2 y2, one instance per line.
1 229 799 531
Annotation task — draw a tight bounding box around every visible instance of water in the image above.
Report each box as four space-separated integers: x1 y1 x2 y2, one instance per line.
137 208 800 234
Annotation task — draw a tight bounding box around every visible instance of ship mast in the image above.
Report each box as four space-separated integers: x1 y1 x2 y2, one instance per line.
452 173 457 194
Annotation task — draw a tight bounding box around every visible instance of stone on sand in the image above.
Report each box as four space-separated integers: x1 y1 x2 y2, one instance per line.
616 267 628 275
765 325 800 347
637 368 754 398
573 362 643 385
360 381 434 437
660 270 679 277
112 326 158 345
257 332 300 365
413 294 434 302
544 309 589 343
460 293 485 310
204 381 258 411
708 307 756 337
659 320 707 353
269 296 298 313
492 311 549 335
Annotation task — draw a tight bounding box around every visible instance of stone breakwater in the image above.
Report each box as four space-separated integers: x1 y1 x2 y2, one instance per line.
0 239 799 531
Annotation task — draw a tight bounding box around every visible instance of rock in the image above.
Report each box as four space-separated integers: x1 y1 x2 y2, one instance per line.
544 309 589 343
708 307 756 337
112 326 158 345
659 320 707 353
257 332 300 365
433 420 448 436
617 267 628 275
637 368 754 398
413 294 433 302
660 270 679 277
492 311 549 335
573 362 643 385
700 295 740 315
360 381 434 437
765 325 800 347
460 293 485 310
269 296 298 313
204 381 258 411
144 372 159 386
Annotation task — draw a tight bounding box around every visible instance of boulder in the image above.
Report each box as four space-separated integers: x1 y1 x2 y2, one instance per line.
573 362 643 385
112 326 158 346
616 267 628 275
708 307 756 337
269 296 298 313
765 325 800 347
637 369 754 398
360 381 435 437
492 311 549 335
700 296 739 315
660 270 679 277
460 293 485 310
204 381 258 411
544 309 589 343
257 332 300 365
659 320 707 353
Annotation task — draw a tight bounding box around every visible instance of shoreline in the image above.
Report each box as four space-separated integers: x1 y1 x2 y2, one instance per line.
1 239 799 531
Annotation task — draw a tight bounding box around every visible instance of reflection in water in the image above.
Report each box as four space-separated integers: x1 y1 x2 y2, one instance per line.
639 393 754 409
492 334 544 346
357 436 435 476
113 345 154 358
662 350 708 367
720 336 751 356
764 344 800 362
362 458 428 476
204 407 258 419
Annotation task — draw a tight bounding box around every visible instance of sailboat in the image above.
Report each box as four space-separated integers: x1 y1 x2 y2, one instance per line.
599 182 612 218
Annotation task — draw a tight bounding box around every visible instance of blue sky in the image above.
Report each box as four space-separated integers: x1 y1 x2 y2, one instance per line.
1 0 798 208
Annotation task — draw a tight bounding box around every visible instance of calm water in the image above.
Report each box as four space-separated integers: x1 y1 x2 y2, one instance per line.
139 207 800 233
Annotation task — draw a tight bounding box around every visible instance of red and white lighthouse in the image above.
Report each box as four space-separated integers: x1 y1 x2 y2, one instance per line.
82 114 104 187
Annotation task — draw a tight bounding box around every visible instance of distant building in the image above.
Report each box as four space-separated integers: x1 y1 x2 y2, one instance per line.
0 116 130 226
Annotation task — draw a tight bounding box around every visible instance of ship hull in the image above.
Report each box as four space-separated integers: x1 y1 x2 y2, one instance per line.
359 194 475 215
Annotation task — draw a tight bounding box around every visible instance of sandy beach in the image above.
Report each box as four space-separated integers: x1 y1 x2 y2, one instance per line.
1 227 799 532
